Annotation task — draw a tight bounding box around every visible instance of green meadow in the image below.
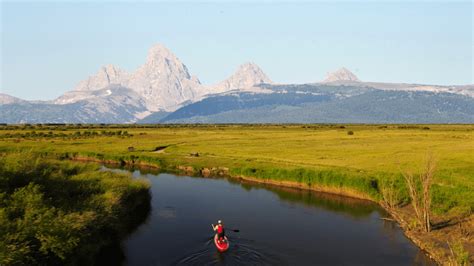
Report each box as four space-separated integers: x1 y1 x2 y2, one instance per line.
1 124 473 217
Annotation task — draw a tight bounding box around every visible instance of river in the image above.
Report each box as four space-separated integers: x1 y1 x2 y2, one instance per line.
99 166 434 265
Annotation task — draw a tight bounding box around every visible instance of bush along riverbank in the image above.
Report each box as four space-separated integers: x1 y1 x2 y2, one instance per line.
0 152 151 265
59 151 472 265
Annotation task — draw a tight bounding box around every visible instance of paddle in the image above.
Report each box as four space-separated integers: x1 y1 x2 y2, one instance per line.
212 224 240 233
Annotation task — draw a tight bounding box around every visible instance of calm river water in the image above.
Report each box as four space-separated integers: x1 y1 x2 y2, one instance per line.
100 166 434 265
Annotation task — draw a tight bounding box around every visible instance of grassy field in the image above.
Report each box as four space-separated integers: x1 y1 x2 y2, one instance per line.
0 124 473 217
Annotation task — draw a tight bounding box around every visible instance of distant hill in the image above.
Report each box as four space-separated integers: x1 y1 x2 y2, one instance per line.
147 85 474 124
0 86 148 124
138 111 170 124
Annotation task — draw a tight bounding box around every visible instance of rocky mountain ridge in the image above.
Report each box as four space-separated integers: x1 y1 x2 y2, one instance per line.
2 44 474 123
54 44 271 112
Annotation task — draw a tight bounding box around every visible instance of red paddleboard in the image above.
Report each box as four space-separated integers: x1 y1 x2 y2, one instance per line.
214 234 229 252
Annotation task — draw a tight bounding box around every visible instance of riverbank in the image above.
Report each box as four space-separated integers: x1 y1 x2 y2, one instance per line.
1 124 472 264
226 172 472 265
69 154 471 265
101 164 434 265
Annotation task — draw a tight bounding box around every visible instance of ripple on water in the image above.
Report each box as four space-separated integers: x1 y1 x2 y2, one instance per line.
173 237 285 266
157 206 177 219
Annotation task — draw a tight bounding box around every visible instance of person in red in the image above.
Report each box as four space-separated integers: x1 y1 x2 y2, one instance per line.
213 220 226 243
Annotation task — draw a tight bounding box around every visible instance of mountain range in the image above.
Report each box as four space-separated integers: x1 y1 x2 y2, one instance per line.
1 44 473 124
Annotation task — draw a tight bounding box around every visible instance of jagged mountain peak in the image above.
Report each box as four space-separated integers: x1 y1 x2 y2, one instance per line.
101 64 122 72
143 44 194 80
197 62 272 96
222 62 272 88
98 64 127 81
58 45 274 112
146 44 176 62
137 43 192 79
324 67 360 82
58 44 201 111
128 44 200 111
233 62 271 82
236 62 263 72
72 64 128 92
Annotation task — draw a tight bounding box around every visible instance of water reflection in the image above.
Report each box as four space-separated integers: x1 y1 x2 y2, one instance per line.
98 164 434 265
106 164 377 219
94 183 152 265
236 181 377 219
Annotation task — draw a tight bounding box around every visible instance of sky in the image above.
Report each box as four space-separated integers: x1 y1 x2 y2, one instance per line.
1 1 472 100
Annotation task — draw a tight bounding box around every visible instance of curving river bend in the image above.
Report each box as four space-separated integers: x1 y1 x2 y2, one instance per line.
99 166 435 265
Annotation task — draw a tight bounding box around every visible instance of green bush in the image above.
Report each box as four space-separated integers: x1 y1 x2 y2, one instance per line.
0 153 150 265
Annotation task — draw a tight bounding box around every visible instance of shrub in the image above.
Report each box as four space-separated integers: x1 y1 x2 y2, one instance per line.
0 153 150 265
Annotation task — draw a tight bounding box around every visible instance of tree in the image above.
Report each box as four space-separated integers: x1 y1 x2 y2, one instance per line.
401 154 436 232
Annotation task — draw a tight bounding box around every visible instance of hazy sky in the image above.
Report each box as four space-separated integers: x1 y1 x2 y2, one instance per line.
1 1 472 100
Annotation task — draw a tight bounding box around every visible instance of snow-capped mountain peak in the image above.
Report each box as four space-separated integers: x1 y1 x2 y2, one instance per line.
323 67 360 82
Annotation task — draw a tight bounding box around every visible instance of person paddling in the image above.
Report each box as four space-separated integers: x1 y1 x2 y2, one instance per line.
212 220 226 243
